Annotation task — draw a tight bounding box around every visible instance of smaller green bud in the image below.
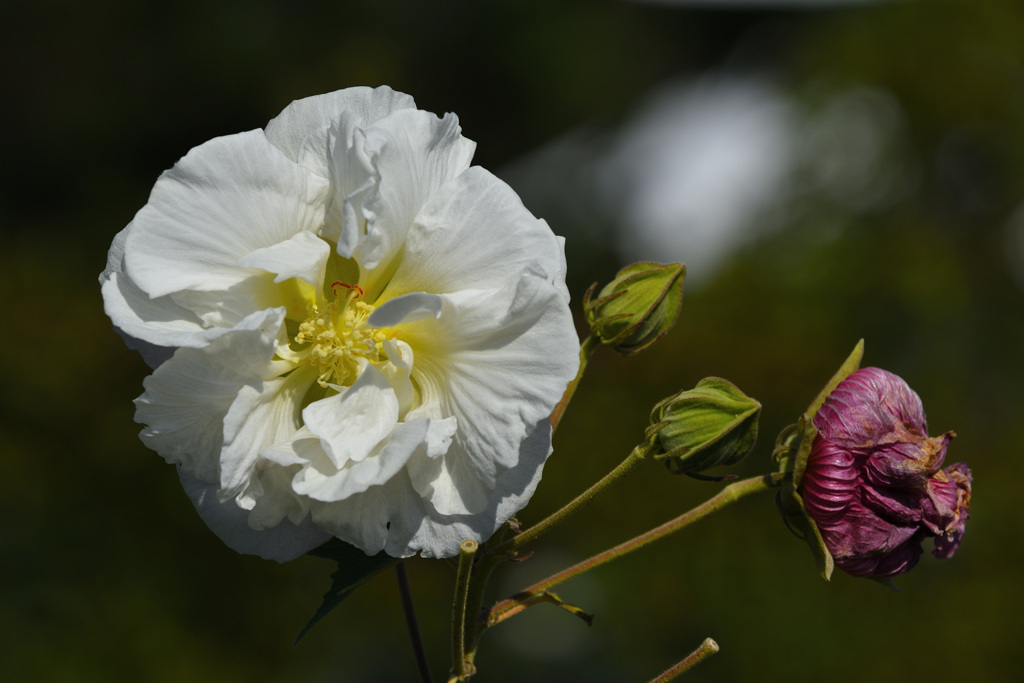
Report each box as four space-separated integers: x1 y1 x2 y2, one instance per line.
646 377 761 478
583 261 684 355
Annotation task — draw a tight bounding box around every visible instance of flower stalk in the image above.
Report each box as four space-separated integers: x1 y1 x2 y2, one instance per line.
395 562 434 683
450 540 478 682
487 473 786 626
648 638 720 682
550 334 600 431
493 441 655 555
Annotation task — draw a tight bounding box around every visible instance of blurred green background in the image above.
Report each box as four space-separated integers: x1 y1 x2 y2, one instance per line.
2 0 1022 680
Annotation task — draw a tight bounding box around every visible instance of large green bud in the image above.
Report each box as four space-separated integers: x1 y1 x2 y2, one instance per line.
647 378 761 478
583 262 684 355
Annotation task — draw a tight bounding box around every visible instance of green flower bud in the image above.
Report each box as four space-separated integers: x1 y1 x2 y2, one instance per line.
646 377 761 478
583 261 684 355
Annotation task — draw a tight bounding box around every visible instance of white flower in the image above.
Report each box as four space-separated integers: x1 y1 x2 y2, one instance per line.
101 87 579 561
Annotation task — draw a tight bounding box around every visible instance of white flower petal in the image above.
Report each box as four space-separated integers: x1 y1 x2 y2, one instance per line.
310 418 549 558
379 339 416 417
102 271 205 368
409 418 552 558
236 229 330 287
167 274 283 330
368 292 443 328
219 365 317 499
405 417 484 516
134 307 286 482
398 272 579 490
355 109 476 277
101 222 221 366
302 364 399 467
244 461 312 528
381 166 570 302
299 419 431 502
264 86 416 177
125 129 328 298
325 112 375 251
179 470 330 563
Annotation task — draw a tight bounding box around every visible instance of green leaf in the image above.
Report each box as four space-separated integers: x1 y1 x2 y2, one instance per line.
296 538 399 643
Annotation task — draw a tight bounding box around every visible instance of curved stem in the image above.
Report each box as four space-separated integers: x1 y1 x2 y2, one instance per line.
550 334 600 432
649 638 720 682
488 473 785 626
395 562 434 683
449 540 478 682
493 442 653 555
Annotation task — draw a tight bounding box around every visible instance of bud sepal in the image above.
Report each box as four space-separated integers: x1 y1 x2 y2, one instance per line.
583 261 685 356
647 377 761 479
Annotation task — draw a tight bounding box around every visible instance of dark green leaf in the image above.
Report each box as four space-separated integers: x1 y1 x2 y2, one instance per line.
296 538 399 643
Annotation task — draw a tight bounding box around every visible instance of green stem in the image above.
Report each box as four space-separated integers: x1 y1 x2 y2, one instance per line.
488 473 785 626
449 540 478 682
549 334 600 432
648 638 720 682
395 562 434 683
459 550 503 672
493 442 653 555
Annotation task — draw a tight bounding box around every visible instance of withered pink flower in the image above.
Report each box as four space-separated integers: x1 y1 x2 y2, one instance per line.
800 367 972 578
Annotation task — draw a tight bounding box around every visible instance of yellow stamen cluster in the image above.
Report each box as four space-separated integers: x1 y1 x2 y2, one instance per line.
294 297 390 387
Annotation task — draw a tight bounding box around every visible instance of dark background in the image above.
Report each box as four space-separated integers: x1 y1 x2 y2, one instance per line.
2 0 1021 680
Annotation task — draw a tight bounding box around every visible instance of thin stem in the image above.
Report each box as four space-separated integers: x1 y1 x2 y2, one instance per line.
450 540 478 682
488 473 785 626
648 638 720 682
550 334 600 431
460 551 503 672
493 443 652 555
395 562 434 683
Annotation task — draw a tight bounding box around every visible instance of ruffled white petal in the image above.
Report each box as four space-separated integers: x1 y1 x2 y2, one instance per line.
134 307 286 482
101 222 217 366
264 86 416 177
167 274 283 330
352 108 476 282
220 365 316 500
125 129 328 298
323 111 376 250
102 271 206 367
380 166 570 302
309 418 551 558
302 364 399 467
396 272 579 497
264 413 455 506
299 419 427 501
409 418 552 558
179 470 330 563
236 229 330 287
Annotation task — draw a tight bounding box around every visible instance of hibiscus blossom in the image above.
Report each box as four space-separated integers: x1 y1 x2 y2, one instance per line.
100 86 580 561
800 367 971 578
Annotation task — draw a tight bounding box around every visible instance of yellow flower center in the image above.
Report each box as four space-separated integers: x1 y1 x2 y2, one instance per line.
292 284 391 387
